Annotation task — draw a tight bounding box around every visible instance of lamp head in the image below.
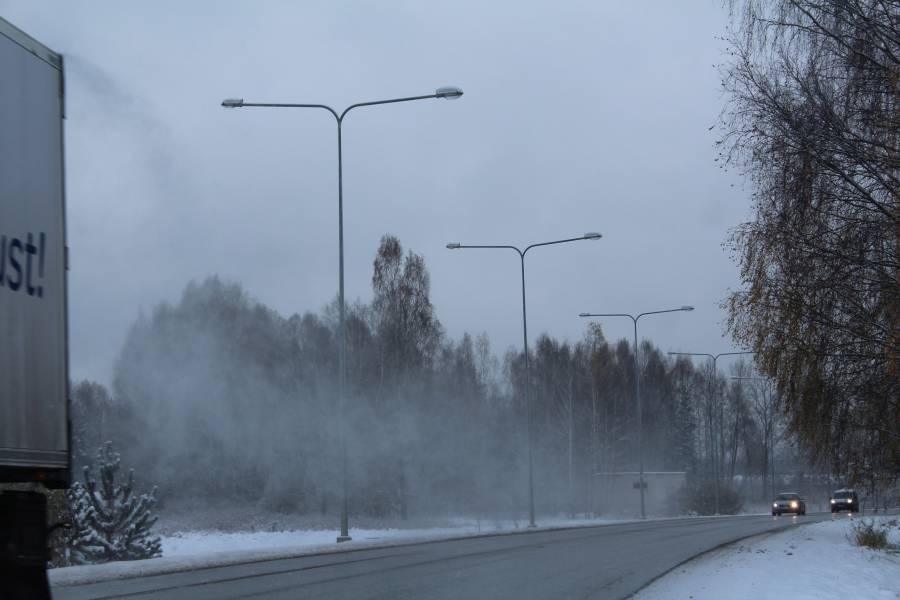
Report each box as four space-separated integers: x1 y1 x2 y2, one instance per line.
583 232 602 240
435 86 464 99
578 313 592 318
222 98 244 108
681 305 695 311
446 242 461 249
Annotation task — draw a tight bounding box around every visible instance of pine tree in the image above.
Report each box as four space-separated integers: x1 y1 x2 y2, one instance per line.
65 442 161 564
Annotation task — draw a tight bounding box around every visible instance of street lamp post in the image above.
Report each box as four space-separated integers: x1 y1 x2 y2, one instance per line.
667 350 753 515
584 330 601 517
222 86 463 543
446 232 602 527
578 307 694 519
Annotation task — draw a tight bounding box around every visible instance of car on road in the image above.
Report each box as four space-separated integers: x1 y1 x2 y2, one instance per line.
772 492 806 516
830 488 859 513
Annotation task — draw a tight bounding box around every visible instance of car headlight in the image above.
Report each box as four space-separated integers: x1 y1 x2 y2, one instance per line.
830 499 836 504
773 503 778 508
790 501 798 508
848 498 853 503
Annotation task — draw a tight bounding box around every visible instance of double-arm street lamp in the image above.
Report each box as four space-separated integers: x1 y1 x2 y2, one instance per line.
446 233 602 527
666 350 753 515
578 307 694 519
222 86 463 543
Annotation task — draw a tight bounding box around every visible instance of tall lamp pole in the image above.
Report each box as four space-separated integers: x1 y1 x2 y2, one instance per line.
579 307 694 519
447 232 602 527
667 350 753 515
222 86 463 542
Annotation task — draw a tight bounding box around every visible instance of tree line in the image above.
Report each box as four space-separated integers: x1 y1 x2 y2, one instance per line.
71 235 811 519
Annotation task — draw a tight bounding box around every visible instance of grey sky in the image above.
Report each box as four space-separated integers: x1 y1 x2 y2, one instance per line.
1 1 751 385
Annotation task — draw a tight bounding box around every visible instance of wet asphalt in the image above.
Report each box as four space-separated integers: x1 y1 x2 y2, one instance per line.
52 512 832 600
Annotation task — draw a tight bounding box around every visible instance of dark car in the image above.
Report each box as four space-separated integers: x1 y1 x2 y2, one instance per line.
830 488 859 513
772 492 806 516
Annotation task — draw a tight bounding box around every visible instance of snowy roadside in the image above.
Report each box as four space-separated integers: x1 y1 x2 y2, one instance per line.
49 516 631 587
633 514 900 600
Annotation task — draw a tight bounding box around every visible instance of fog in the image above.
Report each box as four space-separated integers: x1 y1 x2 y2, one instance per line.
70 236 801 525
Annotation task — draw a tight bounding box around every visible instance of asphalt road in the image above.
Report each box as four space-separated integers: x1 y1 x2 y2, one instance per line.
53 513 831 600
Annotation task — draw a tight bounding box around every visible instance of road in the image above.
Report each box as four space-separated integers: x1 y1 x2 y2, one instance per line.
53 513 830 600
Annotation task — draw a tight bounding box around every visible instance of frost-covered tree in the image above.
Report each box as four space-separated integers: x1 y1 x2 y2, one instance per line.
65 442 161 564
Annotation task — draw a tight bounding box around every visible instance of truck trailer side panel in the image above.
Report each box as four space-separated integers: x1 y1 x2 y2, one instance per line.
0 16 69 486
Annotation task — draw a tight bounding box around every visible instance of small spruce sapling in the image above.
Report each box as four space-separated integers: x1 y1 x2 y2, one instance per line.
65 442 162 564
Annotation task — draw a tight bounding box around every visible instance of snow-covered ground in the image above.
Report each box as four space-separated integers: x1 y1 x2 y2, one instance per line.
634 514 900 600
159 517 621 558
49 516 627 587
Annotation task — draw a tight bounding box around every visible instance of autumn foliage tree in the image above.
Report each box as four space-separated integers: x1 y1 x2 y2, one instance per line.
721 0 899 483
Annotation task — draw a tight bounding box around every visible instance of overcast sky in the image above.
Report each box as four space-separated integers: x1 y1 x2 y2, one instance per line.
2 1 753 385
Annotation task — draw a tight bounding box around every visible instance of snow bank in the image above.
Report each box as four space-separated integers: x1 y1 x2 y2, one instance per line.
50 516 625 587
634 514 900 600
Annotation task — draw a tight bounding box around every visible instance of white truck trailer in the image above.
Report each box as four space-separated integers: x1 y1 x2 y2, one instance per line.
0 15 69 599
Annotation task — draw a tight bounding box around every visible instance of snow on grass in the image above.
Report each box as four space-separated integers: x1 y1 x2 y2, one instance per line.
634 514 900 600
161 523 522 558
50 516 626 587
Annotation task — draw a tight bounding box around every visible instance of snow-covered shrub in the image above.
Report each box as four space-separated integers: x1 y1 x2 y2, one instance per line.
677 478 744 515
851 518 889 550
64 442 161 565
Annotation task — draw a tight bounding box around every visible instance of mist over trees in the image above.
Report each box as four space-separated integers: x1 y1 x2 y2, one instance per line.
721 0 899 485
72 235 807 519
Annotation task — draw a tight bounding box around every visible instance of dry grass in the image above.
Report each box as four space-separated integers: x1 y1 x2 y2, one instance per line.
850 518 890 550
